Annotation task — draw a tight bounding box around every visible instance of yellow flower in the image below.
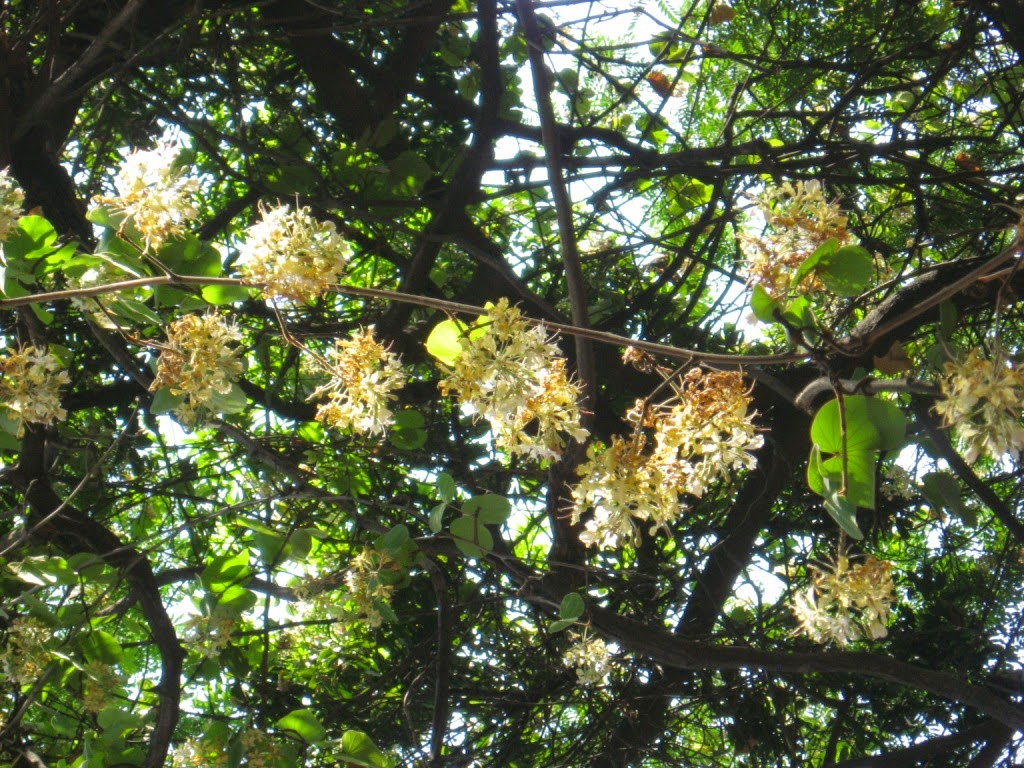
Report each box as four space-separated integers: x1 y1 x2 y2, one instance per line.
791 553 896 646
741 180 854 299
438 298 588 461
238 204 350 303
309 327 406 436
0 616 53 686
0 346 70 437
82 659 124 713
150 313 243 421
935 345 1024 463
169 738 229 768
571 369 761 548
563 632 614 686
95 144 199 250
343 548 400 628
183 609 237 659
240 730 286 768
571 435 680 549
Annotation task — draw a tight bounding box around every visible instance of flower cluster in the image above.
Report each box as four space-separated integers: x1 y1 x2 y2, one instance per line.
98 144 199 250
341 548 400 628
1 616 53 686
149 312 243 421
169 738 229 768
791 553 895 646
0 167 25 241
237 204 350 303
879 463 917 502
295 548 401 631
82 659 124 713
0 346 70 437
571 435 678 548
309 327 406 436
240 730 286 768
935 346 1024 463
563 632 614 686
741 180 854 298
438 299 589 461
571 368 762 548
183 609 237 659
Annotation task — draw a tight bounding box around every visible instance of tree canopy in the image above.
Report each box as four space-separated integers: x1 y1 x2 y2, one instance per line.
2 0 1024 766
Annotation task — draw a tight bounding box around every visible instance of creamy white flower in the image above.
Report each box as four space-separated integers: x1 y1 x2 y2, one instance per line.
237 204 350 303
309 327 406 436
95 144 199 249
791 554 895 647
0 167 25 242
572 369 761 548
150 313 243 421
438 298 588 461
0 346 70 437
935 346 1024 463
563 633 614 686
741 180 855 298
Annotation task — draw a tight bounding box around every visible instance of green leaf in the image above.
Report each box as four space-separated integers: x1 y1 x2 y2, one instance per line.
150 387 186 414
429 502 446 534
450 515 493 559
667 177 713 212
87 205 126 230
211 585 257 616
559 592 585 620
0 408 22 437
750 284 780 324
811 395 907 454
463 494 511 525
436 472 457 504
425 319 468 365
201 550 252 593
81 631 123 664
265 164 319 194
289 528 313 562
815 244 874 296
276 708 326 744
376 524 410 553
792 237 838 287
389 409 426 450
921 470 974 525
807 444 826 496
781 294 814 329
252 530 287 567
296 421 325 442
821 476 865 539
340 730 389 767
8 555 75 586
157 235 222 277
201 284 252 305
821 449 877 509
107 295 163 326
388 150 433 194
939 300 958 339
549 618 576 633
205 382 248 415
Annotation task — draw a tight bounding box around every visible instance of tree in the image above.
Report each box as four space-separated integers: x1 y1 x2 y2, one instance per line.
1 0 1023 765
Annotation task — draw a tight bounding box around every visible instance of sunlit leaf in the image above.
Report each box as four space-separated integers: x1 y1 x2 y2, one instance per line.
276 709 326 744
815 244 874 296
811 395 907 454
425 318 468 365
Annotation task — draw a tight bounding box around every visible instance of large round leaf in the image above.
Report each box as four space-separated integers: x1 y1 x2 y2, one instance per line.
811 395 906 454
